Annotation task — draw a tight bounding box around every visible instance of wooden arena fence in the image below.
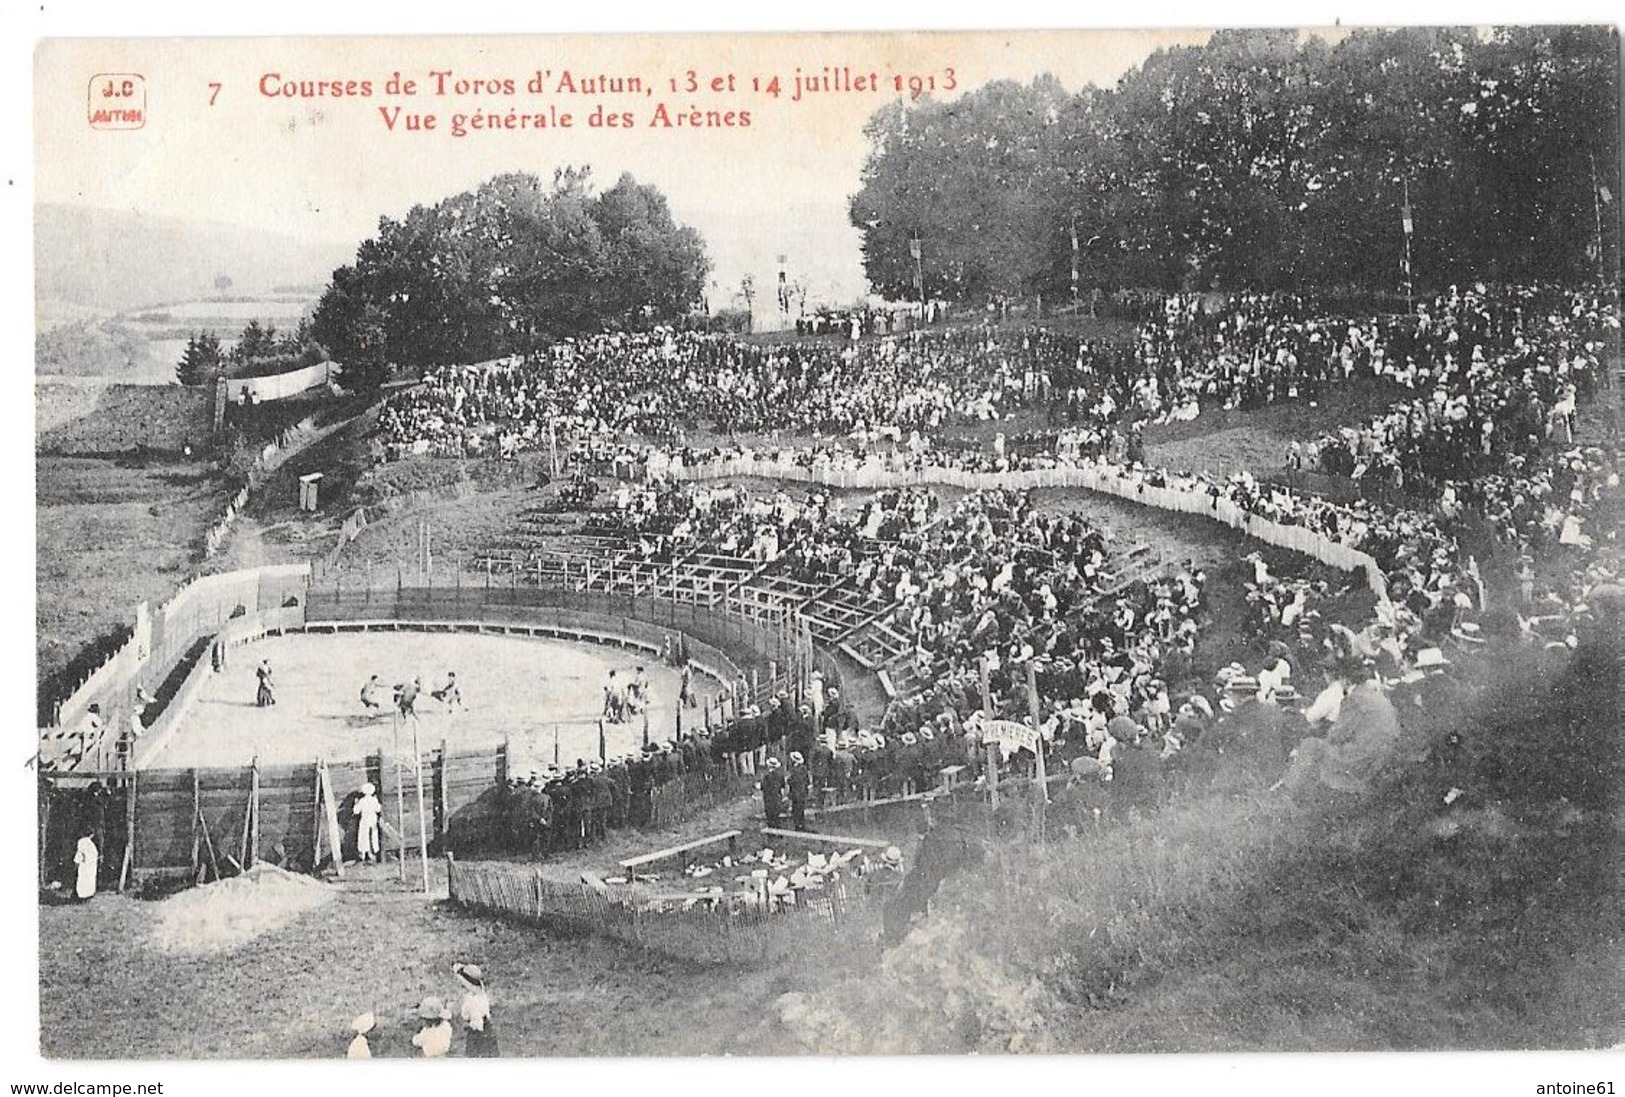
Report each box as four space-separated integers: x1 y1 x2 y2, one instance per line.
42 566 815 771
43 564 312 768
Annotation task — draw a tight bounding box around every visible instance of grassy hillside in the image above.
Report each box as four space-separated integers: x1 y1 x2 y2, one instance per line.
779 633 1620 1053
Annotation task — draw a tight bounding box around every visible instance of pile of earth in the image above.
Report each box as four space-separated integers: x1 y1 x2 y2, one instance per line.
149 863 335 954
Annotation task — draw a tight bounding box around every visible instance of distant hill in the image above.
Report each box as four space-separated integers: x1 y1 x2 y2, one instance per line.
35 203 356 317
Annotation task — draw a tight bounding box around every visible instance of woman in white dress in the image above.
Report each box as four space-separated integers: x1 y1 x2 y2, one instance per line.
73 830 98 901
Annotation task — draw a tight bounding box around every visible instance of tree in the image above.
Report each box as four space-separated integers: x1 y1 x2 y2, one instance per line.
232 320 278 364
591 172 710 327
850 77 1068 304
176 330 224 386
848 26 1619 296
309 168 711 383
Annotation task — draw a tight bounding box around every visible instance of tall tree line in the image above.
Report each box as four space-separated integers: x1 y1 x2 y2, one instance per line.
311 169 710 390
850 27 1620 303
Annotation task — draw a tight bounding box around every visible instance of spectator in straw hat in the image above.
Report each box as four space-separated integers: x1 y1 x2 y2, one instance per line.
787 752 812 831
759 756 786 828
353 782 383 864
411 997 453 1058
346 1012 376 1059
453 963 499 1058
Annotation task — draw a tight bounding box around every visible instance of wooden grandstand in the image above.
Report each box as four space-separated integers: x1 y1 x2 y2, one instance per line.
468 509 1175 706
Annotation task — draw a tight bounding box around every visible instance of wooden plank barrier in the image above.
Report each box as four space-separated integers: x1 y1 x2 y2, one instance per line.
618 829 741 872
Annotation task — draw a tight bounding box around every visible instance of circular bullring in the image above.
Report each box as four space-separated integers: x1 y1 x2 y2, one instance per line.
132 587 809 777
148 625 724 771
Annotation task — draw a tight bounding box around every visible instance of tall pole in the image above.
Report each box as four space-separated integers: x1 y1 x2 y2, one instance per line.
393 714 406 882
909 236 925 323
411 712 430 895
1069 215 1080 308
979 655 998 812
1589 150 1608 288
1025 662 1047 841
1401 177 1415 312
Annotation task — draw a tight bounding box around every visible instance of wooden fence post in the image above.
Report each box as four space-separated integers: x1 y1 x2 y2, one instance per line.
438 739 449 839
249 756 261 867
38 780 52 890
311 762 323 874
119 770 137 893
395 747 407 882
317 759 345 879
191 769 201 880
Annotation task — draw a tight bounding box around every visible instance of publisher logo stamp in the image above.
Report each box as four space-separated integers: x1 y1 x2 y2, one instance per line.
88 73 146 130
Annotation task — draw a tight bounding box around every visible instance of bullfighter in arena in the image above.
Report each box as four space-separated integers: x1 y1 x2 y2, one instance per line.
431 671 463 709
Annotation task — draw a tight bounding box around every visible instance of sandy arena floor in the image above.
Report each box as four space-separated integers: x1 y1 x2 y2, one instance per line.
149 631 718 771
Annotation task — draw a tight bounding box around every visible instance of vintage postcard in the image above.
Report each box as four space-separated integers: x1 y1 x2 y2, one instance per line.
22 12 1622 1089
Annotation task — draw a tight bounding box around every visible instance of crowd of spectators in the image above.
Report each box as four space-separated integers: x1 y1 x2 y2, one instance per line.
1304 284 1616 496
386 281 1616 812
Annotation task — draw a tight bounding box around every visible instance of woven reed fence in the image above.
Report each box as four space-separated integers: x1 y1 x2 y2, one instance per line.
447 856 851 965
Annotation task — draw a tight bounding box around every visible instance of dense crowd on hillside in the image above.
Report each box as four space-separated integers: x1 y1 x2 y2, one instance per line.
375 280 1618 817
373 286 1617 496
1304 285 1617 495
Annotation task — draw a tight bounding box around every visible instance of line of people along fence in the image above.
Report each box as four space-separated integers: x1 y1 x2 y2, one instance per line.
670 455 1390 602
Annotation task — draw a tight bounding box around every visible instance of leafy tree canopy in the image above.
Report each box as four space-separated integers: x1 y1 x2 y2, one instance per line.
311 168 711 389
850 26 1619 300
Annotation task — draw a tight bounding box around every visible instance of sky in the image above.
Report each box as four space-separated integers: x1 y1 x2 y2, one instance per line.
35 30 1221 308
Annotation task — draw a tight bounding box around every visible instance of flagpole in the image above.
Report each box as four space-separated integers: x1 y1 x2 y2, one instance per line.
979 656 998 813
1401 177 1415 312
1589 150 1607 288
1025 661 1047 842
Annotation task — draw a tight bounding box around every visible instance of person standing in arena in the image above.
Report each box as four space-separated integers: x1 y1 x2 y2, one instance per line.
603 670 624 723
255 660 276 707
679 661 696 708
431 671 463 709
